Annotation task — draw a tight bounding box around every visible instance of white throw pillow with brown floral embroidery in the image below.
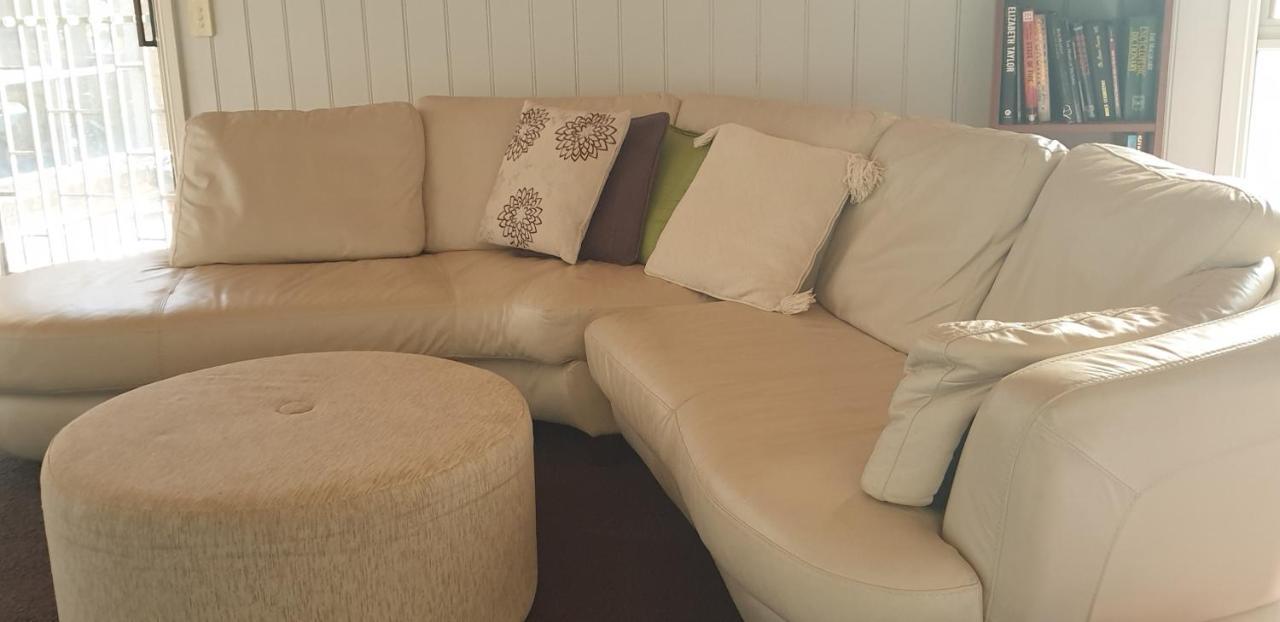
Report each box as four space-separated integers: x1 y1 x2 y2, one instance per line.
478 101 631 263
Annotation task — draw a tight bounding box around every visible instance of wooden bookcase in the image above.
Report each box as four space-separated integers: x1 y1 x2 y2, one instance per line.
988 0 1174 156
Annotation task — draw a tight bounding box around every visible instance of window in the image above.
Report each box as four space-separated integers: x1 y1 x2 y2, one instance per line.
0 3 175 275
1244 0 1280 200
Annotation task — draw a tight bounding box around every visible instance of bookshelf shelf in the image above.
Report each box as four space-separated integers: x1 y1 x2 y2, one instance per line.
989 0 1173 156
1000 121 1159 134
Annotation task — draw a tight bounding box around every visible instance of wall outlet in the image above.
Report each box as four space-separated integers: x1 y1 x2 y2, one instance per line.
189 0 213 37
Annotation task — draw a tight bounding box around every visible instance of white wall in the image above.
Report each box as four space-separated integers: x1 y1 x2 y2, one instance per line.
1163 0 1236 173
167 0 1236 172
172 0 998 125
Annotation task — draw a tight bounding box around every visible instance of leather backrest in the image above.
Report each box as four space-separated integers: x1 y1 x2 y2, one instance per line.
673 93 893 155
816 118 1065 351
978 143 1280 321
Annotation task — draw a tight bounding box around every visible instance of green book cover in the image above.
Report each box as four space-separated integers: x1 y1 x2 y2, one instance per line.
1124 15 1160 121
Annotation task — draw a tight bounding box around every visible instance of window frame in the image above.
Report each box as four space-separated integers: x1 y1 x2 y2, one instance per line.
1212 0 1268 176
1263 0 1280 39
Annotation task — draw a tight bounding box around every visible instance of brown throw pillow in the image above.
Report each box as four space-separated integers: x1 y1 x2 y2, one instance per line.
578 112 670 264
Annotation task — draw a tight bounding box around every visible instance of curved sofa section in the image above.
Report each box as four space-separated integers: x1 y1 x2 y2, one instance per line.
0 249 705 458
585 302 984 621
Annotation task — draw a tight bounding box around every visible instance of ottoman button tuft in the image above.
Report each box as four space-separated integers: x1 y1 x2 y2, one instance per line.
276 400 313 415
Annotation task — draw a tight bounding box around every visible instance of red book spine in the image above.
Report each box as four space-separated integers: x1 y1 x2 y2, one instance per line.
1021 10 1039 123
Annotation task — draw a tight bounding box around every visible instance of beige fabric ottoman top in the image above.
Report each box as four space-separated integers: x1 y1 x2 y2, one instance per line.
40 352 536 622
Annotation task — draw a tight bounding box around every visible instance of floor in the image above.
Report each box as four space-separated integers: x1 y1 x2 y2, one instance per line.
0 422 742 621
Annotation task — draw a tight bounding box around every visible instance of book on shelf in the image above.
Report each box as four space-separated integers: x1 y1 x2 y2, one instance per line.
1124 15 1160 121
1106 24 1123 119
1021 10 1039 123
1072 23 1098 121
999 1 1021 124
1086 22 1117 120
1119 132 1149 153
1047 14 1079 123
1033 14 1052 122
997 6 1161 133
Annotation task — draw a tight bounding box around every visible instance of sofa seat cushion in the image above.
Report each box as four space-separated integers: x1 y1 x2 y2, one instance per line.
585 302 983 621
437 251 708 364
0 250 705 395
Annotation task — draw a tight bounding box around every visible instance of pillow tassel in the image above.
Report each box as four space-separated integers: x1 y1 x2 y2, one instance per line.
692 126 720 148
776 290 816 315
844 154 885 203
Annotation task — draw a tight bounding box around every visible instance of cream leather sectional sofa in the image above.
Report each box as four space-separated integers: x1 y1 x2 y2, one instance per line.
4 93 1280 622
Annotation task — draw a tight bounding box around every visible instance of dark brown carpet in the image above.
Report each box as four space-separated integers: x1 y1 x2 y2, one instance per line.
0 422 741 622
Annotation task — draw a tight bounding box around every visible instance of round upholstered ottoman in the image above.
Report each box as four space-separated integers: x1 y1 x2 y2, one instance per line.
40 352 536 622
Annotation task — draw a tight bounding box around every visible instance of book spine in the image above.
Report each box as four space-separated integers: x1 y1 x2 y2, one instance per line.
1072 24 1097 121
1124 16 1159 121
1048 16 1072 122
999 2 1020 124
1107 23 1123 120
1061 22 1085 123
1142 21 1159 121
1021 10 1039 123
1034 13 1052 122
1088 22 1115 120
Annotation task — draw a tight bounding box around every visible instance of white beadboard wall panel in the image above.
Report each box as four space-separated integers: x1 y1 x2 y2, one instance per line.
904 0 958 119
953 0 997 124
759 0 807 101
576 0 622 95
805 0 856 107
710 0 758 97
208 0 255 111
444 0 492 96
282 0 332 110
363 1 411 103
489 0 535 96
403 0 451 98
854 0 907 113
532 0 577 96
322 0 372 106
617 0 665 93
174 0 996 122
664 0 713 94
244 1 292 110
174 0 218 115
172 0 1233 172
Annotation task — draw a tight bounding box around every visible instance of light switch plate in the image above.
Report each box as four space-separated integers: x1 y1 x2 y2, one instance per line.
189 0 213 37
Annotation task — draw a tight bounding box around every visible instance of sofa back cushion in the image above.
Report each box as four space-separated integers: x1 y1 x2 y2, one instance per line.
816 119 1066 351
673 93 893 155
978 143 1280 321
418 94 681 252
171 103 426 267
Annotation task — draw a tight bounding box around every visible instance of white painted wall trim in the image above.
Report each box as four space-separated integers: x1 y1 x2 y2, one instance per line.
156 0 188 164
1215 0 1263 176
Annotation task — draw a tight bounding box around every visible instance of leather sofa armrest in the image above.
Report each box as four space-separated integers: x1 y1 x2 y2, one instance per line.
941 300 1280 622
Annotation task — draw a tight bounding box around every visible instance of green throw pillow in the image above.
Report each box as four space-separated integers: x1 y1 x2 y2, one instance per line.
639 125 709 262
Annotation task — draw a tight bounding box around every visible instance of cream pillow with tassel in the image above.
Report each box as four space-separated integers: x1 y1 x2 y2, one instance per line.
644 123 883 314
